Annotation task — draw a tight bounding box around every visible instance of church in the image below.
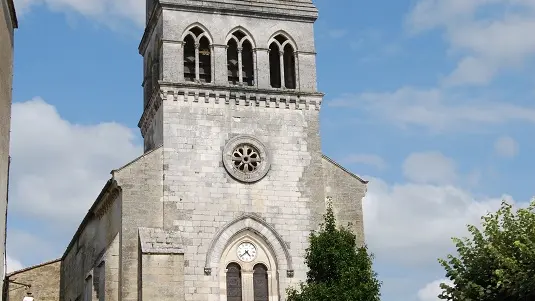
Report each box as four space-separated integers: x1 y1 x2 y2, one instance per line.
4 1 367 301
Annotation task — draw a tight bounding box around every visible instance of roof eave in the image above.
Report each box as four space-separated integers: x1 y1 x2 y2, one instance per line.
7 0 18 28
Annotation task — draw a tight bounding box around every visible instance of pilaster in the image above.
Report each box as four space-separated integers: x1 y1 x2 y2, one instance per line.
255 48 270 89
163 40 183 83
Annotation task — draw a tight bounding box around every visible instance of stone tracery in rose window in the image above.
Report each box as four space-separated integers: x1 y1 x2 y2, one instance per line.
232 144 261 173
223 135 270 183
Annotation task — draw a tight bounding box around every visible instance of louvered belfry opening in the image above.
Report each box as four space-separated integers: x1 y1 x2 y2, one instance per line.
269 34 295 89
183 26 212 83
227 30 255 86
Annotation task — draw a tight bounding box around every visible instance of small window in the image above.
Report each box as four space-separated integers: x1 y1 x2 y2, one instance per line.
97 262 105 301
84 275 93 301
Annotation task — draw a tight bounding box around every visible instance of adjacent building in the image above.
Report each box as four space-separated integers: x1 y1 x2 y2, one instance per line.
5 1 367 300
0 0 17 299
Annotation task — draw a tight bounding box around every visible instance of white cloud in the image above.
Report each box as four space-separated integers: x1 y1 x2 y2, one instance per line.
342 154 387 170
494 136 519 158
6 255 24 273
407 0 535 86
417 278 453 301
403 152 457 185
9 98 142 228
328 87 535 132
363 151 516 265
14 0 145 27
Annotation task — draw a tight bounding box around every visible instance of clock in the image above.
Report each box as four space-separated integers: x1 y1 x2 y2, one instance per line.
237 242 257 262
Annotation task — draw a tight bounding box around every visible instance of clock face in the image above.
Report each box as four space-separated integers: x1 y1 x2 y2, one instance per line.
237 242 257 262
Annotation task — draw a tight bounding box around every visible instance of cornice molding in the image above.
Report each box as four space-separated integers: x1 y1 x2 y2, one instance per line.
138 84 323 137
160 0 318 22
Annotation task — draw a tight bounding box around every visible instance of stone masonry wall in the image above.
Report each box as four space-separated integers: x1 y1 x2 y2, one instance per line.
113 147 164 301
322 157 367 246
6 260 61 301
160 10 318 92
160 94 325 300
0 0 16 295
141 254 185 301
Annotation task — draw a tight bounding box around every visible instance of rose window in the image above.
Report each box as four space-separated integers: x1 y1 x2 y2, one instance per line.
232 144 261 173
223 135 271 183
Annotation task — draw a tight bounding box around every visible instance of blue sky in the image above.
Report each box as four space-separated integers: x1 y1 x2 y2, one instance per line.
6 0 535 300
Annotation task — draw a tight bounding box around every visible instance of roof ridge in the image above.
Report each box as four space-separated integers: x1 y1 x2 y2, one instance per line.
7 258 61 277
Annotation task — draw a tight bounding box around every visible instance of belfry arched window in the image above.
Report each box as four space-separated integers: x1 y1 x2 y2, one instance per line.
226 263 243 301
144 53 153 107
269 34 296 89
227 30 255 86
151 36 161 91
183 26 212 83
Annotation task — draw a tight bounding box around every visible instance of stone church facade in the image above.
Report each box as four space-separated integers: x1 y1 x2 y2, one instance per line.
4 1 367 301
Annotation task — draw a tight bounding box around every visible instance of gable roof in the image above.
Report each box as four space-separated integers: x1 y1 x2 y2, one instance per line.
322 154 368 184
7 258 61 277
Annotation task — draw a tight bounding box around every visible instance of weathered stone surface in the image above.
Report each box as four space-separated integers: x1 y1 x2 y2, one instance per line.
141 253 185 301
322 155 368 246
139 227 184 254
5 260 61 301
0 1 17 298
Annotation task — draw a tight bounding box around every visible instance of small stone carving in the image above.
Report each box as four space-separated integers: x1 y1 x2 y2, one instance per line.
223 135 270 183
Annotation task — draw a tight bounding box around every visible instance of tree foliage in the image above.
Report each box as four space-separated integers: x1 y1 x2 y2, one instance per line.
438 199 535 301
287 199 381 301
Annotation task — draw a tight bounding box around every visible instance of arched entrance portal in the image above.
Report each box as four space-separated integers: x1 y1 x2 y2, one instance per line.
219 231 279 301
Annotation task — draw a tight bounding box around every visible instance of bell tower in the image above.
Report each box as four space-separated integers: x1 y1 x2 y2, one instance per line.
136 1 342 301
139 1 322 153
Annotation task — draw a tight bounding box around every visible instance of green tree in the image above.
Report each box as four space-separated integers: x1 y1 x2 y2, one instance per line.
287 198 381 301
438 199 535 301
